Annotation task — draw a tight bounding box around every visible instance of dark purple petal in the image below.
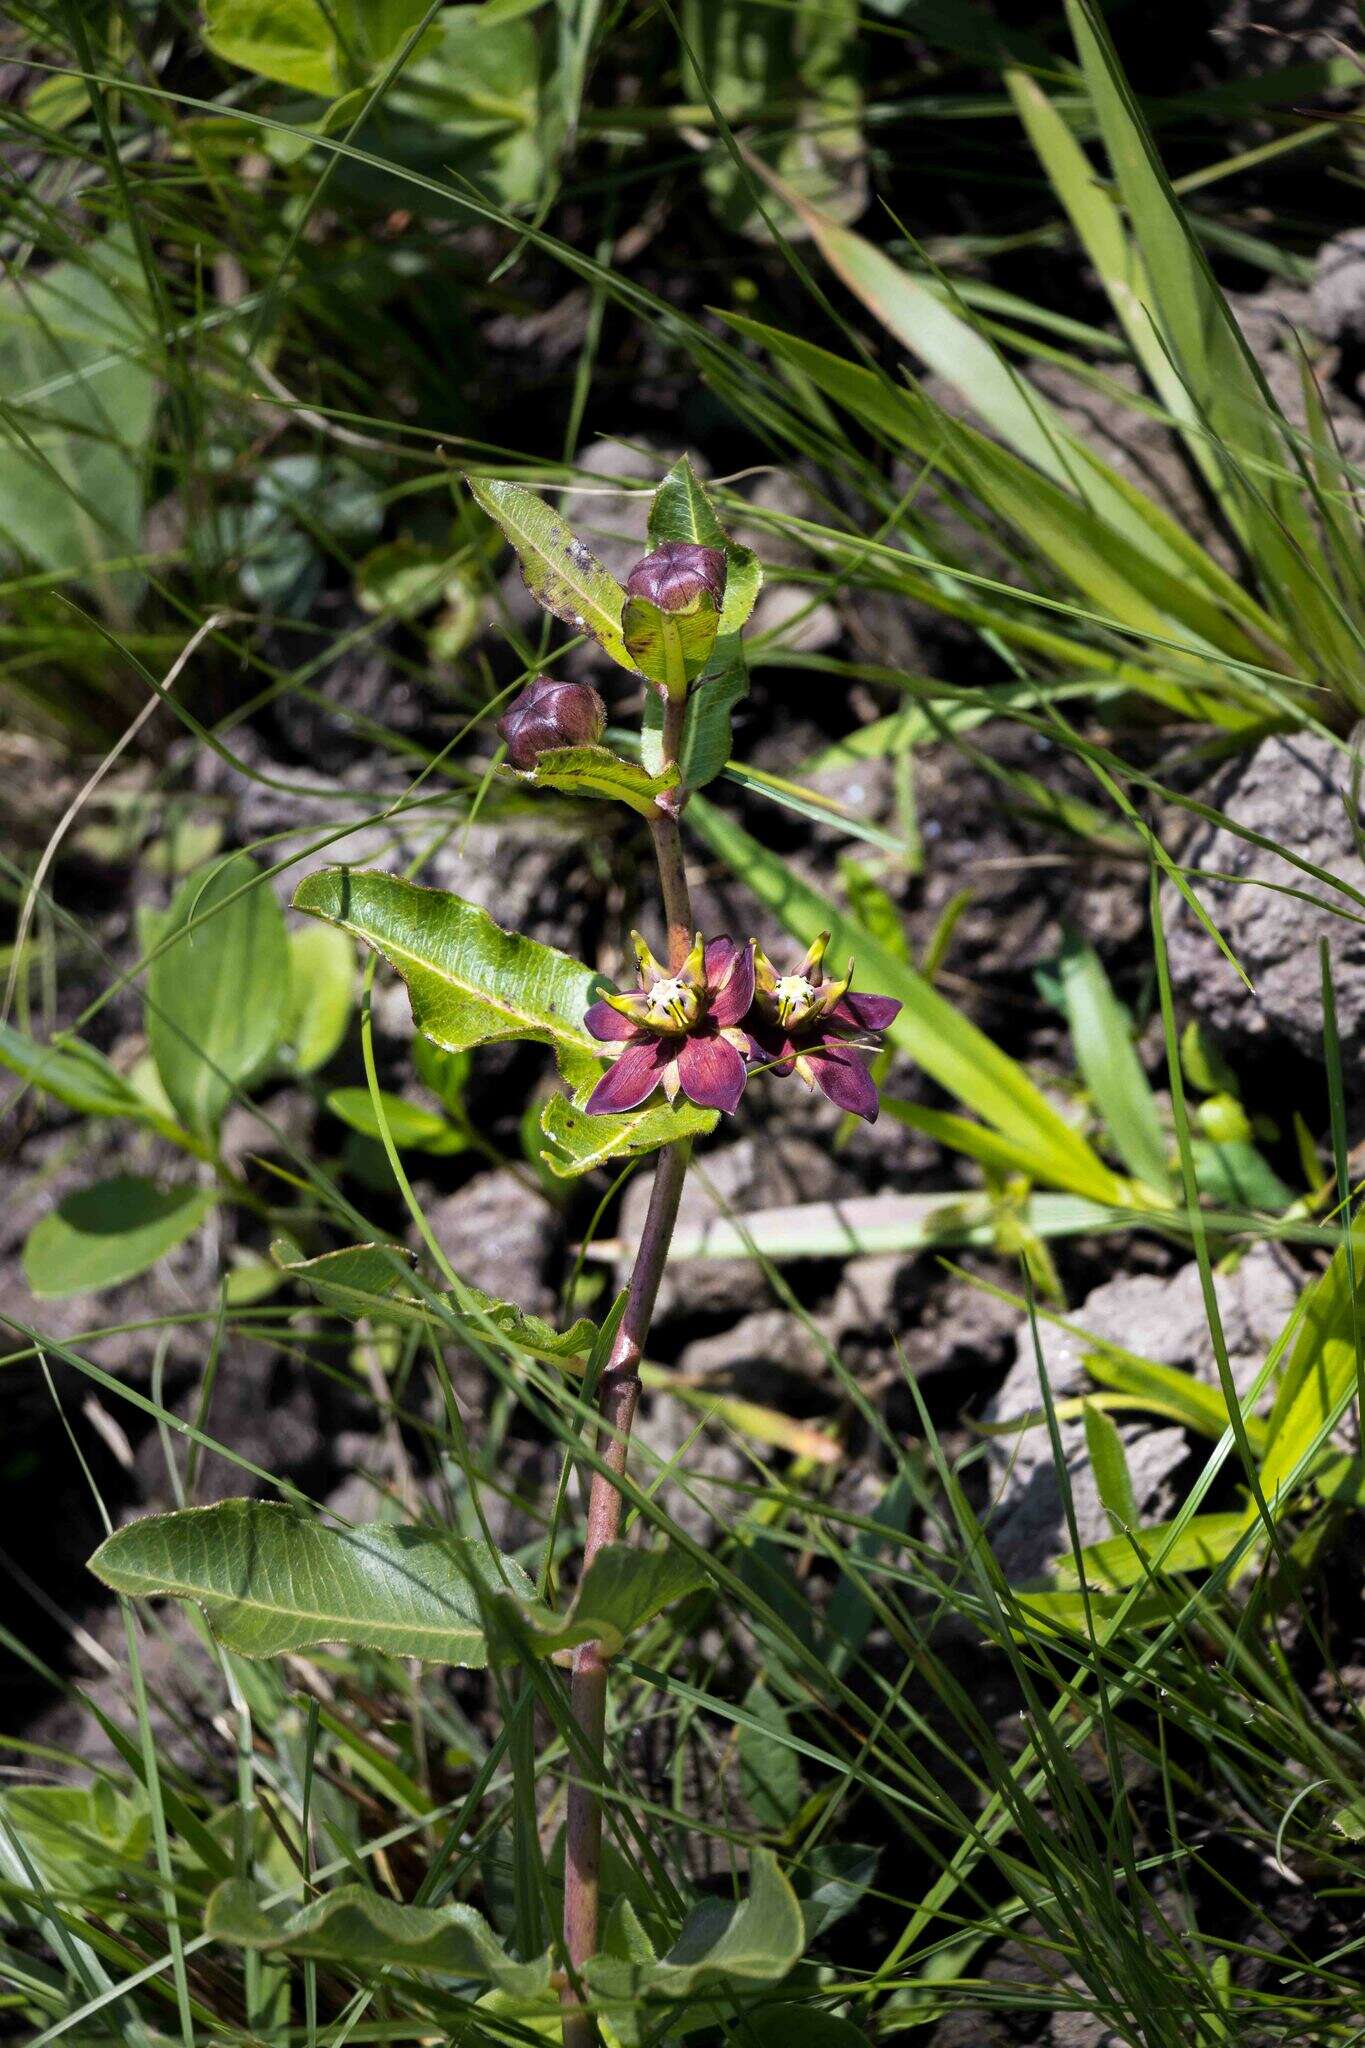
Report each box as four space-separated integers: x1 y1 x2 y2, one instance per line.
584 998 645 1043
586 1038 668 1114
708 938 755 1028
831 991 902 1033
745 1022 796 1075
806 1041 880 1122
676 1030 747 1114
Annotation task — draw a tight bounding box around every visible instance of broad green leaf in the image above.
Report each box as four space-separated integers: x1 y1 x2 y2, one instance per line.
1191 1139 1295 1212
1057 934 1171 1195
465 475 631 668
275 1241 599 1363
147 854 289 1139
647 455 763 635
0 1023 177 1133
292 867 603 1079
502 1542 705 1658
1082 1399 1139 1538
24 1177 217 1300
377 7 550 210
88 1501 536 1666
1082 1346 1268 1453
689 798 1123 1203
622 592 721 697
585 1848 803 2004
0 1782 149 1896
641 636 749 793
325 1085 469 1155
1258 1221 1365 1510
281 922 355 1073
205 1878 550 1997
1052 1510 1251 1591
740 1680 802 1830
539 1088 716 1177
204 0 429 94
507 744 679 816
0 226 156 607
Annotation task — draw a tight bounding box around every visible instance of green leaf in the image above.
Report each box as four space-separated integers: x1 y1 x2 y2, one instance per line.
647 456 763 636
204 1878 551 1997
88 1500 536 1666
1191 1139 1295 1212
465 475 631 668
281 922 355 1074
504 1542 705 1659
23 1177 217 1300
1 1781 149 1896
1259 1221 1365 1511
204 0 430 94
0 226 156 607
585 1848 803 2004
539 1088 717 1177
325 1085 469 1155
1082 1399 1140 1538
1057 934 1171 1195
622 592 721 698
740 1680 802 1830
0 1023 176 1132
292 867 603 1080
147 854 290 1139
1052 1511 1250 1591
689 798 1123 1204
507 743 679 816
275 1241 599 1364
642 635 750 793
1082 1345 1269 1453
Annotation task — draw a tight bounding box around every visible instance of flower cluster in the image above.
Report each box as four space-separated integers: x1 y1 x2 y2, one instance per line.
586 929 901 1123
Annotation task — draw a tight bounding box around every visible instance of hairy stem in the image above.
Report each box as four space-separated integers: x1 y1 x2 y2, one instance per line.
561 790 695 2047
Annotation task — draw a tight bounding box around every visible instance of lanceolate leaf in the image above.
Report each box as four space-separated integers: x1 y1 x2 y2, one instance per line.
507 743 679 815
502 1542 705 1658
88 1501 536 1666
641 635 749 793
585 1849 803 2004
292 867 603 1077
24 1177 217 1299
648 455 763 637
275 1242 599 1363
205 1879 551 1998
147 853 290 1139
540 1087 717 1177
465 475 632 668
622 593 721 697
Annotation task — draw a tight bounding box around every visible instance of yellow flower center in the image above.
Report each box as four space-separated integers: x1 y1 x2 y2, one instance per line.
774 974 820 1028
644 975 699 1033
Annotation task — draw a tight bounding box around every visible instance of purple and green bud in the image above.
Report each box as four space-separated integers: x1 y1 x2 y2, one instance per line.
496 675 606 770
625 541 727 616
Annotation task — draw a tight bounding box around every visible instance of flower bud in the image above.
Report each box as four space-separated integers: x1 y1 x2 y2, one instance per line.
625 541 727 615
496 676 606 769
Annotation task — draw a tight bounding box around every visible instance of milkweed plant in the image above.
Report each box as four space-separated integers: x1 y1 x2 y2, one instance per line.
87 458 900 2046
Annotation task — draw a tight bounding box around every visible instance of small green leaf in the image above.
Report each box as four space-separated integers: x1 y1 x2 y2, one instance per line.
1051 1510 1250 1591
647 456 763 637
1058 935 1171 1195
292 867 603 1080
1082 1399 1139 1538
740 1680 802 1831
24 1177 217 1299
147 853 289 1138
622 593 721 698
585 1848 803 2003
507 744 679 816
0 1023 176 1132
204 1878 551 1997
88 1500 535 1666
325 1085 468 1155
641 635 750 793
282 922 355 1074
465 475 631 668
505 1542 705 1658
539 1088 717 1177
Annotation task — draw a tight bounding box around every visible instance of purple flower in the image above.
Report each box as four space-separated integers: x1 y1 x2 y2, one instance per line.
497 676 606 769
584 932 755 1116
625 542 727 616
744 933 902 1123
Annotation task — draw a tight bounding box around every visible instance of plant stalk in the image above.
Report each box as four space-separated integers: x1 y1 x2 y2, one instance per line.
561 792 694 2048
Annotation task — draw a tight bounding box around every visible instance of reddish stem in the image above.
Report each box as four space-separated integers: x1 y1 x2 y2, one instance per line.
561 792 694 2048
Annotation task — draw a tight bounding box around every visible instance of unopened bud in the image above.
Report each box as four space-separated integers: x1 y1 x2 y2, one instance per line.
496 676 606 769
625 541 727 615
